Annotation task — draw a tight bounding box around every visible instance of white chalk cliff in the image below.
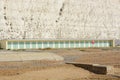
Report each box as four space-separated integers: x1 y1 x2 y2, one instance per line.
0 0 120 39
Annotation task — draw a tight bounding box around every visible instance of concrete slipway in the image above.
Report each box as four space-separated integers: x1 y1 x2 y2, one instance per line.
0 52 64 61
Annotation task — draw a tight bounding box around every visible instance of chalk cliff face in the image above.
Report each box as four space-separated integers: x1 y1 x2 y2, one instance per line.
0 0 120 39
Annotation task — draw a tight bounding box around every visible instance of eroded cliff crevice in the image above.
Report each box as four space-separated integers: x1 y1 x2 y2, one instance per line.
56 2 65 23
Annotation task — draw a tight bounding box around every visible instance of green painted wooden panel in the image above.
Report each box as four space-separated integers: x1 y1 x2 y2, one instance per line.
89 41 93 47
85 41 89 47
89 41 92 47
74 41 79 48
103 41 106 47
80 41 84 48
102 41 106 47
8 42 12 49
55 42 59 48
64 42 69 48
69 41 74 48
43 42 48 48
19 42 24 49
49 42 53 48
98 41 110 47
31 42 36 48
94 41 98 47
99 41 102 47
26 42 30 48
60 42 64 48
104 41 109 47
13 42 18 49
46 42 50 48
38 42 42 48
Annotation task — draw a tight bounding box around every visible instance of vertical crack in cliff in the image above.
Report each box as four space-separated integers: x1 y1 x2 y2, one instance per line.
83 8 93 32
59 3 65 16
56 2 65 23
21 0 34 39
3 0 13 27
3 0 7 22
